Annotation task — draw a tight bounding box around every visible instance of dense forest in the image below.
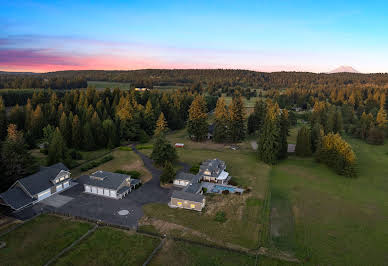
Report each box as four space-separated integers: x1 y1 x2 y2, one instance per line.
0 69 387 189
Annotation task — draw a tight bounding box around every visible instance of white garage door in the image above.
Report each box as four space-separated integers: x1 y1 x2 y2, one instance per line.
63 181 69 188
91 186 97 194
103 189 110 196
56 184 63 192
85 185 91 192
110 190 116 198
37 189 51 201
97 188 104 195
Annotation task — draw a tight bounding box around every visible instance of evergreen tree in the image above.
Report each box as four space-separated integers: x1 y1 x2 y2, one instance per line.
30 105 44 138
0 96 7 140
155 112 168 136
160 161 176 184
102 119 119 148
311 123 323 153
59 112 71 146
71 115 82 149
376 107 388 130
43 125 55 144
213 97 228 142
91 111 104 146
144 99 155 135
228 94 245 142
187 95 208 141
151 134 178 166
296 126 312 157
47 128 70 165
278 110 289 159
257 103 280 164
82 123 95 150
333 108 343 133
247 100 266 134
1 124 37 190
9 104 25 130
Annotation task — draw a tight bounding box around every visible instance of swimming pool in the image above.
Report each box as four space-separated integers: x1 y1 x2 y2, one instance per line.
211 185 236 193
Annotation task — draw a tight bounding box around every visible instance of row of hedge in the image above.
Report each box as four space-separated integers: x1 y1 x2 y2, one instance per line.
119 144 153 151
114 169 141 179
80 155 114 171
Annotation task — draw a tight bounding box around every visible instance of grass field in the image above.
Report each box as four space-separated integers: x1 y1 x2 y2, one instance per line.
72 149 152 183
143 146 270 249
269 137 388 265
55 227 159 266
87 81 132 90
150 239 256 266
0 215 92 266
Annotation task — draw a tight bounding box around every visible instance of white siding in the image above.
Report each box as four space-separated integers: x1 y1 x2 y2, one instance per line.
56 184 63 192
37 189 51 201
63 181 69 188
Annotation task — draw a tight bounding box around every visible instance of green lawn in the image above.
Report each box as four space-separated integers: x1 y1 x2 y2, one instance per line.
55 227 159 266
0 215 92 266
72 150 151 183
143 148 270 249
87 81 131 90
149 239 256 266
270 137 388 265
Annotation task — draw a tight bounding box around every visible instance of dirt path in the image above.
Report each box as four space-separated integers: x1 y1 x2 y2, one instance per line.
250 141 258 150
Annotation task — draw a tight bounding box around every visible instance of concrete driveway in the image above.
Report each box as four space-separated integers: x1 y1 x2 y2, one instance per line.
32 146 172 229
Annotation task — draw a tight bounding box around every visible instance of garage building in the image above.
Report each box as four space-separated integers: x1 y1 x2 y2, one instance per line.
78 171 140 199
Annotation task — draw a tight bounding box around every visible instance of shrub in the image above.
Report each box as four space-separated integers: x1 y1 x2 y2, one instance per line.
214 211 227 223
221 189 230 195
246 197 262 206
119 146 132 151
80 155 114 171
69 149 83 160
228 178 238 186
202 187 207 193
189 163 200 174
114 170 141 179
40 148 48 155
137 144 153 150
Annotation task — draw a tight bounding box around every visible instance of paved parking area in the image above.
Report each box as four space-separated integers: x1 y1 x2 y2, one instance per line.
40 194 74 208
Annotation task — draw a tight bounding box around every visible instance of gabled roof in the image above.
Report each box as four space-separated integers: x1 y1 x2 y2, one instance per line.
18 163 70 196
199 158 226 177
0 187 34 210
184 182 202 194
171 190 204 202
175 172 196 182
78 171 130 190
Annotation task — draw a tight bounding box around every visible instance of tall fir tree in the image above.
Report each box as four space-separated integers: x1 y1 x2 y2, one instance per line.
0 96 7 140
187 95 208 141
278 109 289 159
213 97 229 142
1 124 37 190
296 126 312 157
71 115 82 149
257 103 280 164
154 112 168 136
228 94 245 142
47 128 70 166
151 134 178 166
59 112 71 146
160 161 176 184
376 107 388 130
82 123 95 150
247 100 266 135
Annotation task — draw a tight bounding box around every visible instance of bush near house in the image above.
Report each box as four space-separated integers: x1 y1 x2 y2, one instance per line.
80 155 114 171
189 163 200 174
214 211 227 223
114 169 141 179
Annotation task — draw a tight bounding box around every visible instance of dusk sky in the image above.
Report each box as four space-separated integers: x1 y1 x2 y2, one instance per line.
1 0 388 73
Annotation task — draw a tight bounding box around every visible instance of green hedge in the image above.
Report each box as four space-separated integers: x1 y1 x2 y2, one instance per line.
114 170 141 179
80 155 114 171
137 144 153 150
119 146 132 151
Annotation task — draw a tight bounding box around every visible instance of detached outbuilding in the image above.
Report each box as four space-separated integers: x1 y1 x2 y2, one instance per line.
0 163 72 211
169 190 205 211
78 171 140 199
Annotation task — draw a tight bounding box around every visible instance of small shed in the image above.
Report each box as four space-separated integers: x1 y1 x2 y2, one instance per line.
175 143 184 148
287 144 296 153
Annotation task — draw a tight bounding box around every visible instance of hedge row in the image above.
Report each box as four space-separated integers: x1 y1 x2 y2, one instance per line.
80 155 114 171
114 169 141 179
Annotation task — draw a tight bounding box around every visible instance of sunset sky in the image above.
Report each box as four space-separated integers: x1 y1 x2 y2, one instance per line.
1 0 388 73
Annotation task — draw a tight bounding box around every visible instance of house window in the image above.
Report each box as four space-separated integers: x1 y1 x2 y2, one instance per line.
190 204 195 209
177 202 182 206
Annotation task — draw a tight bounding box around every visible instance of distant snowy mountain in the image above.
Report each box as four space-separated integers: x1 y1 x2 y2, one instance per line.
328 66 360 74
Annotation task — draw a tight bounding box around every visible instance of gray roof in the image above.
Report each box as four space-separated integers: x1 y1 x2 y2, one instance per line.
175 172 196 182
0 187 34 210
18 163 69 196
184 182 203 194
78 171 130 190
171 190 204 202
199 158 226 177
